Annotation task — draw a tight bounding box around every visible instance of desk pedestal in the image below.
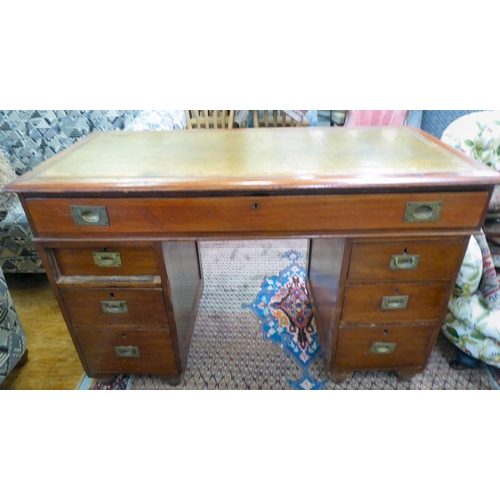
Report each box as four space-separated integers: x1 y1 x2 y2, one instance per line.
28 190 474 383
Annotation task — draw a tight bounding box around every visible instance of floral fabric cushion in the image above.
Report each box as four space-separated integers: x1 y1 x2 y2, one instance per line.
440 112 500 366
443 233 500 366
454 236 482 297
441 111 500 172
441 111 500 212
443 294 500 367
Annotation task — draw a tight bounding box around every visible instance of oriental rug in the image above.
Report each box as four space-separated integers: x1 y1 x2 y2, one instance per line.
83 240 499 390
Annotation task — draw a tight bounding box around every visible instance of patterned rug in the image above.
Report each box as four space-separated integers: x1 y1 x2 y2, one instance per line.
84 240 500 390
243 249 325 389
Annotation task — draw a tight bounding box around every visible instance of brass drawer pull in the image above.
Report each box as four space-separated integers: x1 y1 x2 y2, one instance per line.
92 252 122 267
381 295 408 310
404 201 443 222
389 254 419 270
370 342 396 354
71 206 109 226
101 300 128 314
114 346 140 358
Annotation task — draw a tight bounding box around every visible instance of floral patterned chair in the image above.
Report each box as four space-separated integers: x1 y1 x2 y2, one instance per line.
441 111 500 368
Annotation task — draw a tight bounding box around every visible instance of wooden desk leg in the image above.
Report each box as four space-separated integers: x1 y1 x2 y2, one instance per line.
307 237 347 375
162 241 204 374
330 371 351 384
395 369 420 381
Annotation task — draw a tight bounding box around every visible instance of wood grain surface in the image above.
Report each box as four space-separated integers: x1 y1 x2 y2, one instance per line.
24 191 489 238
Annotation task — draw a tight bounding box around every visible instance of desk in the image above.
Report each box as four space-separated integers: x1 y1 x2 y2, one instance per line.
6 126 500 384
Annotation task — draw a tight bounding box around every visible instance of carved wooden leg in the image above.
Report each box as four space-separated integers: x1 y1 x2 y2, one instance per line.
162 375 183 386
395 369 419 381
94 375 116 385
330 371 351 384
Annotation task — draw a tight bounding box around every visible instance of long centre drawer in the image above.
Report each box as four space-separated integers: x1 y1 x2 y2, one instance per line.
25 191 489 237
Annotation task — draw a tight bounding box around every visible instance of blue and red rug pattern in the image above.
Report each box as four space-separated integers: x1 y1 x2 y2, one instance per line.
244 250 326 390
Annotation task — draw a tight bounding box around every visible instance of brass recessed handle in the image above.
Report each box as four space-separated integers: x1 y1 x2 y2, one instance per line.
390 254 419 270
413 205 433 219
93 252 122 267
101 300 128 314
381 295 408 310
404 201 443 222
370 342 396 354
71 206 109 226
115 346 140 358
81 210 100 223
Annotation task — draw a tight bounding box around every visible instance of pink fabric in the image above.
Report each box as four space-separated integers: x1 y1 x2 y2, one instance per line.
476 229 500 310
346 110 408 127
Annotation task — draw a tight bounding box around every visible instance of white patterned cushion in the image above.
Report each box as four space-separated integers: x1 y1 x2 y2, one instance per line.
454 236 482 297
123 110 187 131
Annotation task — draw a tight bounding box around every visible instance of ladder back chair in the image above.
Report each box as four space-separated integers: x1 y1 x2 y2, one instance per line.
251 110 309 128
184 110 236 130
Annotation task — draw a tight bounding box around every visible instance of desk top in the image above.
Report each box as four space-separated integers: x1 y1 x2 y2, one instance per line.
7 126 500 196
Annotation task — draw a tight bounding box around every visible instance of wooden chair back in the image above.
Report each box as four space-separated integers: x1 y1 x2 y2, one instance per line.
184 110 236 129
251 110 309 128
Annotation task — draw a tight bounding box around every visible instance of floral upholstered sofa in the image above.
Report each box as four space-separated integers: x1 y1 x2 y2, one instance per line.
441 111 500 368
443 233 500 367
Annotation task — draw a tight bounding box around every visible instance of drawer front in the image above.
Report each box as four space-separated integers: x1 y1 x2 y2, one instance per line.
61 288 169 328
335 324 434 371
76 328 177 376
341 282 449 325
52 245 160 277
25 191 488 237
348 238 468 283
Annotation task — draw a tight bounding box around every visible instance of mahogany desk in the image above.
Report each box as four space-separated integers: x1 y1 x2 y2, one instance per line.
7 126 500 383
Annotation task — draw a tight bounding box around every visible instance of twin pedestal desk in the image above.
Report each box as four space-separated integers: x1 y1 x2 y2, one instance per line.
7 126 500 384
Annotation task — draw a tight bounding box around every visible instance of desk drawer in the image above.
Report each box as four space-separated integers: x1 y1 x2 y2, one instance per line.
348 238 468 283
52 245 160 277
335 324 434 371
25 191 489 237
341 282 449 325
61 288 169 329
76 328 177 376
